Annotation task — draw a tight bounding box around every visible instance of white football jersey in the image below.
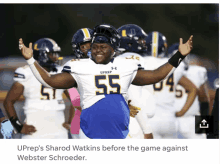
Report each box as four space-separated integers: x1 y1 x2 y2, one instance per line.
13 65 66 114
174 65 208 116
117 53 156 115
117 52 145 106
62 52 143 110
143 56 185 114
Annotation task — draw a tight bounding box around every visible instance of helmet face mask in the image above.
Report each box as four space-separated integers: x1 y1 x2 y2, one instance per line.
117 24 147 55
91 24 120 51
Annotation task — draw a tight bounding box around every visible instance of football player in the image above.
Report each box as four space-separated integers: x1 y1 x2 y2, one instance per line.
169 43 209 139
117 24 154 139
4 38 75 139
144 32 197 139
69 27 141 139
0 108 14 139
69 28 93 139
19 24 193 139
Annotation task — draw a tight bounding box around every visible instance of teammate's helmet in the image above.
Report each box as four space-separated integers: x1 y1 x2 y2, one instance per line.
33 38 61 69
145 31 168 58
117 24 147 54
168 43 189 70
91 24 121 51
71 28 93 58
207 70 219 90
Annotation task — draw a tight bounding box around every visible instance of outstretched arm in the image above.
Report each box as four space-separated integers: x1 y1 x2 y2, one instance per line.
132 35 193 86
19 38 76 89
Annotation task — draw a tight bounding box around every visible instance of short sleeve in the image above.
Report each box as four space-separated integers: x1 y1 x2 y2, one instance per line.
13 66 30 84
62 60 72 73
62 59 80 73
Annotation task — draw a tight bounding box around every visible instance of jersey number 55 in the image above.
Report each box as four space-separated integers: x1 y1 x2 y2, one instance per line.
95 75 121 95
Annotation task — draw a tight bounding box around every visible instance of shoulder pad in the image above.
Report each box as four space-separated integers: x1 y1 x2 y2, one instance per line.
61 59 84 73
13 66 31 82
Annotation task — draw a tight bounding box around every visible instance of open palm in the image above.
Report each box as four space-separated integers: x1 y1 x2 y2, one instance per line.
19 38 33 60
178 35 193 56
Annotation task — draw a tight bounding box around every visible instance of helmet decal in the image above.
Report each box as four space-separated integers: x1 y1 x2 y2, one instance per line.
71 28 93 59
82 28 91 41
122 30 126 37
34 43 39 50
146 31 167 58
152 31 159 57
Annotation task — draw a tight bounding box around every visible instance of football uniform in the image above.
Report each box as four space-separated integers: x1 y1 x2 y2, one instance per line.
13 65 68 139
62 53 143 139
143 56 185 139
175 65 207 139
117 52 154 139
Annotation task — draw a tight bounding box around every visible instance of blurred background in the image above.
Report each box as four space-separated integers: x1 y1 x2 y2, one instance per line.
0 4 219 138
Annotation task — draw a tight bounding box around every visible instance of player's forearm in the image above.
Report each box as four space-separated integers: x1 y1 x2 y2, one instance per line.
153 62 175 83
198 83 210 103
0 117 6 123
33 61 53 86
68 106 75 124
27 58 76 89
133 63 175 85
3 100 19 120
133 51 186 86
179 87 197 115
25 57 55 88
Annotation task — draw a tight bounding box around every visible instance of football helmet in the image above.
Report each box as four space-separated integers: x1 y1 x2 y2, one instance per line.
117 24 148 55
145 31 168 58
71 28 93 58
33 38 61 70
91 24 120 50
207 70 219 90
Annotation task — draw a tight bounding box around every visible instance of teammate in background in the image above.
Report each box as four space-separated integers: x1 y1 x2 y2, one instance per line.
144 32 197 139
69 28 93 139
0 108 14 139
4 38 75 139
117 24 154 139
169 43 210 139
19 24 193 139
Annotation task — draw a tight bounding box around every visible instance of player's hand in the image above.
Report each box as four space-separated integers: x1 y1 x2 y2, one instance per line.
175 111 185 117
144 133 153 139
73 106 82 112
62 122 71 131
178 35 193 56
128 100 140 117
20 123 37 135
19 38 33 60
